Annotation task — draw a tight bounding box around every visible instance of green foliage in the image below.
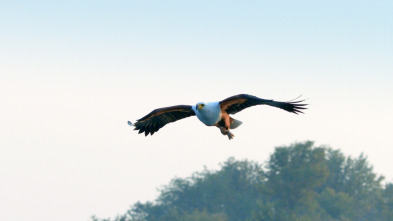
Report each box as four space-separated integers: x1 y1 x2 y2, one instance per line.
318 188 354 219
266 141 329 210
180 210 228 221
92 141 392 221
376 183 393 220
136 158 265 221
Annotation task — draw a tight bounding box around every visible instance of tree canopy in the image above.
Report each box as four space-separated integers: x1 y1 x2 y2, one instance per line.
92 141 393 221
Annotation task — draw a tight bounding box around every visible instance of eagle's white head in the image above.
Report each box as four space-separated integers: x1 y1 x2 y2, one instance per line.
192 101 221 126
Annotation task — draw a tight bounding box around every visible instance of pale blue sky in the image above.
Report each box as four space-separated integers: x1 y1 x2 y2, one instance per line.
1 1 393 221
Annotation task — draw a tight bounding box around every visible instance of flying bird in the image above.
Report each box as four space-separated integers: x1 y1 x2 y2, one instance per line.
128 94 307 139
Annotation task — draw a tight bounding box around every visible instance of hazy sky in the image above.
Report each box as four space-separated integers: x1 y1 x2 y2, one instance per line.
1 1 393 220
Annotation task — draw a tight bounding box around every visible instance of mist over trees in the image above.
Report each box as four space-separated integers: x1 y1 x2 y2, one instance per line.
92 141 393 221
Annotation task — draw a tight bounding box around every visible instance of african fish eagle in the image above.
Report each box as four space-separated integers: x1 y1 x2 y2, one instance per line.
128 94 307 139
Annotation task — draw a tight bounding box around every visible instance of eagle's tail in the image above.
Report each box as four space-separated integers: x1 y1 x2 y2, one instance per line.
230 118 242 129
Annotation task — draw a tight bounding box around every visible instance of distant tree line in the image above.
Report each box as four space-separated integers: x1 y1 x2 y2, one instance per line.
92 141 393 221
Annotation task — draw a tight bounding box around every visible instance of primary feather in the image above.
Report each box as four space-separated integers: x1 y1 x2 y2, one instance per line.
220 94 306 115
133 105 195 136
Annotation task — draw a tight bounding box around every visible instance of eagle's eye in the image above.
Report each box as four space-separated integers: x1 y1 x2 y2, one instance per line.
197 103 205 110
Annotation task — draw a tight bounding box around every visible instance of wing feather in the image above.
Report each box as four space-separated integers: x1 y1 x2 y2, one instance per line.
220 94 307 115
133 105 196 136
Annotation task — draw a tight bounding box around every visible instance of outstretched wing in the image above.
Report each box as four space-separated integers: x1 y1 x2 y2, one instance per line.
220 94 307 115
131 105 196 136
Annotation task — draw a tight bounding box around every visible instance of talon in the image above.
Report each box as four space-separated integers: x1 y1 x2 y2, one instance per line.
227 131 235 140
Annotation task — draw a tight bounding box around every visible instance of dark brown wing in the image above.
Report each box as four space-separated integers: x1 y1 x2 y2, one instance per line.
132 105 196 136
219 94 307 115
